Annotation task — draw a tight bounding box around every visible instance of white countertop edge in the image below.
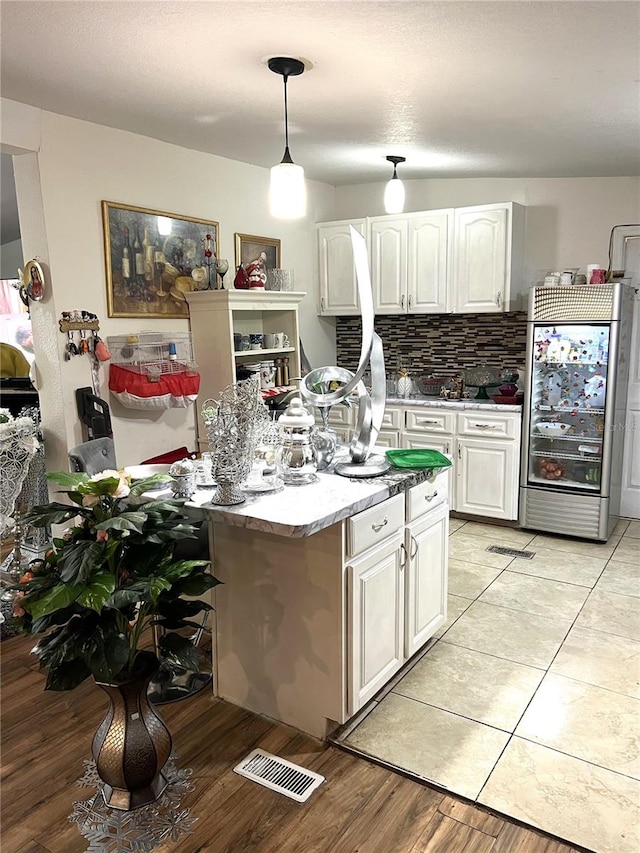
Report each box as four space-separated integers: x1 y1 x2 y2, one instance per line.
386 396 523 412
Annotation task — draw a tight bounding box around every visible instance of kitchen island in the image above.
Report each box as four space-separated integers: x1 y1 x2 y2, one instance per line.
188 461 450 738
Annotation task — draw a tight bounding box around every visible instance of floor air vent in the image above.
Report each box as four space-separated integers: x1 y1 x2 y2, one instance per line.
233 749 325 802
486 545 535 560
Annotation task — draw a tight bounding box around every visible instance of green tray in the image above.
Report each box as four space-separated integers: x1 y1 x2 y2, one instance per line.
385 449 452 470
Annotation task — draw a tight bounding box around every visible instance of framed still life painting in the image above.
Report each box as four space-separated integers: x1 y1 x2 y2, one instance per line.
102 201 219 318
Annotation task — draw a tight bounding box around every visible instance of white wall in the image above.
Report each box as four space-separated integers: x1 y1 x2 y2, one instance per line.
334 177 640 283
1 99 336 469
0 238 23 279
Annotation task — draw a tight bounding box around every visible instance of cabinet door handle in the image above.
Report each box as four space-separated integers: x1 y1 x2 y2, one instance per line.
400 542 408 569
408 294 413 310
458 446 462 459
424 490 439 503
401 294 405 309
496 290 502 307
474 423 498 429
445 443 450 455
371 517 388 533
410 535 418 560
321 297 325 312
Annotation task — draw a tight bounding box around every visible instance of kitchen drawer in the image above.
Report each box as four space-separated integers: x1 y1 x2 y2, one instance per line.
347 493 404 557
405 408 455 435
457 411 519 440
407 470 449 522
382 406 403 430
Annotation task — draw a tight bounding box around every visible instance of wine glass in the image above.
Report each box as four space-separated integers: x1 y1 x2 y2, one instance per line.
215 258 229 290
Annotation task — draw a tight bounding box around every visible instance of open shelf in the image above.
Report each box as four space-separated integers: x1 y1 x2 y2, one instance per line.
234 347 296 358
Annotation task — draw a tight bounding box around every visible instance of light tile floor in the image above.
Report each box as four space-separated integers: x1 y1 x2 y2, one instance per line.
341 518 640 853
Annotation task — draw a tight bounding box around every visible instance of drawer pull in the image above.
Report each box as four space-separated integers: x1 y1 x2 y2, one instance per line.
371 518 388 533
424 490 439 502
474 423 497 429
419 419 439 425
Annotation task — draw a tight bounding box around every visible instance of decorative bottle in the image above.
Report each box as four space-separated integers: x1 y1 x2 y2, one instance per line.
121 227 132 286
133 225 144 281
142 227 154 282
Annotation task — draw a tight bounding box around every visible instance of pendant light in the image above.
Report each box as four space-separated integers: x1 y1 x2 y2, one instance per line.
384 155 406 214
269 57 306 219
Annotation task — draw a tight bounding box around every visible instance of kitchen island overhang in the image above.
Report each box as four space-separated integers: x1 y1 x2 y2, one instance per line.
188 463 451 739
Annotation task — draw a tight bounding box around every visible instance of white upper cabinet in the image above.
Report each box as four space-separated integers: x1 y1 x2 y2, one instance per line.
369 216 408 313
317 219 366 315
452 202 525 313
407 210 451 313
317 202 524 316
369 210 451 315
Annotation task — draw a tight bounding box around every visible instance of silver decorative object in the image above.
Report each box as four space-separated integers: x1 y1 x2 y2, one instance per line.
202 378 269 505
70 754 196 853
300 227 389 476
0 413 41 591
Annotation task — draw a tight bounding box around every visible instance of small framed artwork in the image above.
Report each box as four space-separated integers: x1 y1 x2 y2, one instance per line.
22 259 45 303
102 201 219 318
234 233 281 272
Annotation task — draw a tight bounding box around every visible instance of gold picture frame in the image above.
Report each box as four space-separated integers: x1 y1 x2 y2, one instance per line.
234 233 281 273
102 201 219 318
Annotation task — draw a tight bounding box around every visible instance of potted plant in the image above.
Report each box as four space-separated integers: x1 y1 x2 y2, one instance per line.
10 468 219 810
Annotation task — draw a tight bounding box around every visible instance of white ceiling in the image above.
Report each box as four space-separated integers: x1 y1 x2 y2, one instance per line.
1 0 639 198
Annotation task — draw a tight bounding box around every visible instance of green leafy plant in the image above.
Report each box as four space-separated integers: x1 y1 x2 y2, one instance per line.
11 469 219 691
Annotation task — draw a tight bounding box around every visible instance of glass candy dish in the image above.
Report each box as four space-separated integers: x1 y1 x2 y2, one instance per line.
464 368 502 399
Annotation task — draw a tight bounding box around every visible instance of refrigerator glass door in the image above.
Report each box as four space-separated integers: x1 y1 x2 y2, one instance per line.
527 323 609 492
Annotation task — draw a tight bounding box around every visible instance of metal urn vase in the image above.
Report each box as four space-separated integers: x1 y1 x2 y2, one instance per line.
91 652 172 810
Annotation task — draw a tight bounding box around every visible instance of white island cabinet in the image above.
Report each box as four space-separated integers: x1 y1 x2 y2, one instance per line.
192 465 450 738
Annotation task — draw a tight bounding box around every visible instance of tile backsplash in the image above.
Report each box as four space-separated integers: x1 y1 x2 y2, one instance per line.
336 312 528 379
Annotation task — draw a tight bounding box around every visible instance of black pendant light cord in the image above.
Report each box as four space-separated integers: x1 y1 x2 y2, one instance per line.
282 73 293 164
268 57 305 167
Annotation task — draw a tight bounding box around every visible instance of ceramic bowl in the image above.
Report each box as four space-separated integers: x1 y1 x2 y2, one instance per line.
536 421 571 438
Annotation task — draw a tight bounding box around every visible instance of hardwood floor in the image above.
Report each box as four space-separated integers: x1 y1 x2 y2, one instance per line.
1 633 585 853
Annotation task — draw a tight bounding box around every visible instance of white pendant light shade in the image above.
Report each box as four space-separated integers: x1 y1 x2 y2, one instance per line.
383 155 406 214
384 176 405 214
268 57 306 220
270 161 306 219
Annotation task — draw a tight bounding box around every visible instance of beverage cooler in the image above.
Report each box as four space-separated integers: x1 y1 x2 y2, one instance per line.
520 283 634 541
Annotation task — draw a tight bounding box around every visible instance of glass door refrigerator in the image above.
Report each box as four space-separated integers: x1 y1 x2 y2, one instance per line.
520 283 635 541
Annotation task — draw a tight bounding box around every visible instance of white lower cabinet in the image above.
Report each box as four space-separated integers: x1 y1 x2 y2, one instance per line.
346 474 449 715
347 532 405 715
405 502 449 657
456 437 519 519
402 406 521 521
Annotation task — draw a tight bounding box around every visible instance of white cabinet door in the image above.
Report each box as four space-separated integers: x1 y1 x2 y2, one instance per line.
407 210 452 313
456 437 519 520
347 533 405 715
453 206 507 313
369 216 408 314
405 503 449 657
317 220 366 315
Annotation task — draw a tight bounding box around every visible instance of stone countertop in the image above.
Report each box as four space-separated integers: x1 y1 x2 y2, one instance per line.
186 458 447 539
386 395 523 412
